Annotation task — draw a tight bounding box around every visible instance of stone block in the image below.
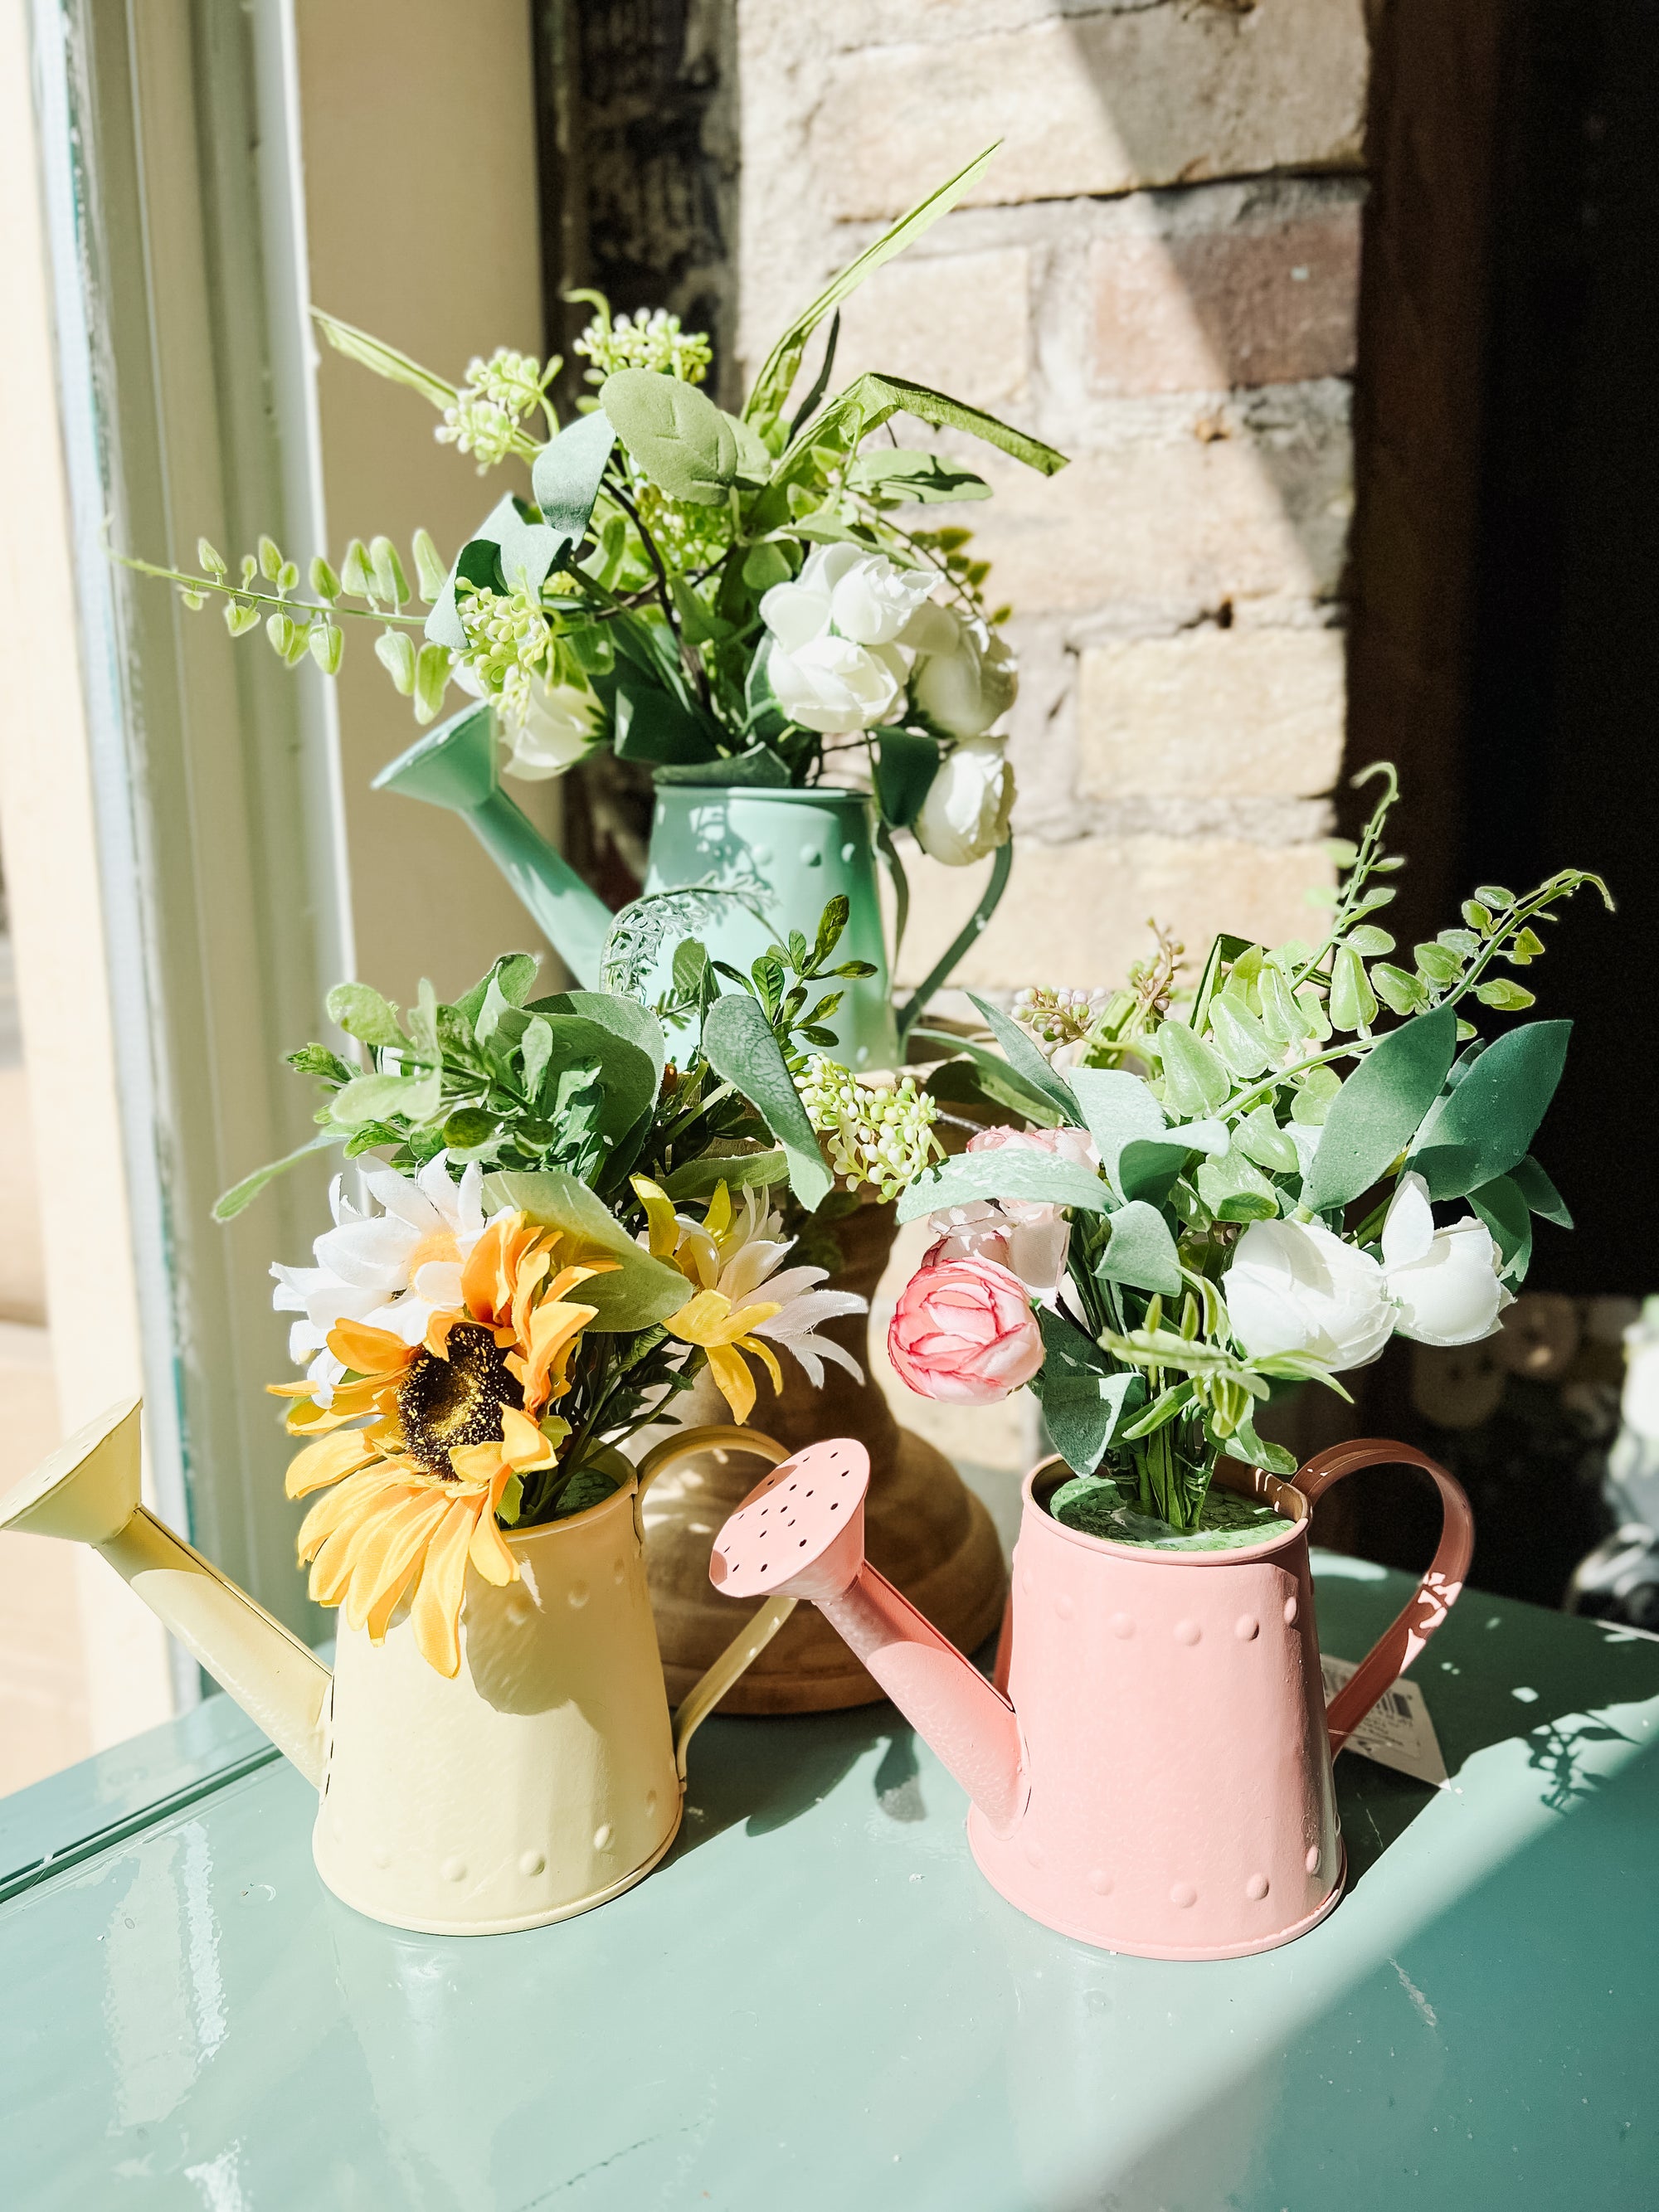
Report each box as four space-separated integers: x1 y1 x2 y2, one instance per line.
949 426 1350 619
1089 205 1362 396
1078 629 1346 801
895 832 1333 993
831 246 1033 409
813 2 1369 220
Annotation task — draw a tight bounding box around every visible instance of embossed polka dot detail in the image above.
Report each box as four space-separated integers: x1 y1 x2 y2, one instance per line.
1055 1593 1075 1621
612 1558 626 1585
800 842 822 867
505 1594 533 1626
1174 1619 1200 1646
1170 1881 1197 1908
1024 1837 1045 1868
1021 1565 1034 1594
441 1855 467 1883
518 1850 546 1878
1111 1612 1135 1639
1246 1873 1269 1901
1305 1845 1321 1874
1088 1868 1113 1895
594 1823 615 1851
1235 1614 1260 1641
1284 1595 1300 1626
567 1581 590 1609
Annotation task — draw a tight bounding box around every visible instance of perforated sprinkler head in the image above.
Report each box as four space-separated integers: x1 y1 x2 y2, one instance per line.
708 1439 870 1605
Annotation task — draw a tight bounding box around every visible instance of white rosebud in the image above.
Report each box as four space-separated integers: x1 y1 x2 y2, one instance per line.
1222 1217 1395 1372
903 600 1018 739
765 634 907 737
1379 1171 1514 1347
914 737 1015 867
499 673 601 780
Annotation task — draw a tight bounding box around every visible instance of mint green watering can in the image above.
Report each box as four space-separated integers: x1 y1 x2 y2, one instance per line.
375 702 1010 1068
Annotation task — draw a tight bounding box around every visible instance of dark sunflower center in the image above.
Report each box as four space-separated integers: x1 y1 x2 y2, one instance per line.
397 1324 523 1477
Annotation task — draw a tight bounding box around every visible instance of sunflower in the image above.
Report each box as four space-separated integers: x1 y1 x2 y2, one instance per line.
269 1209 613 1675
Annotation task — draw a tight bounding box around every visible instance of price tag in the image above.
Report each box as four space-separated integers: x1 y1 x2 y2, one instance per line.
1321 1653 1448 1787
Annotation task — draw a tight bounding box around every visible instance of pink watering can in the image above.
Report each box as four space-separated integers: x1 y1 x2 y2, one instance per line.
710 1437 1474 1958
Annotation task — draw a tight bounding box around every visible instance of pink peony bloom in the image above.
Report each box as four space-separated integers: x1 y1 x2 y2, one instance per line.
887 1254 1045 1404
966 1122 1100 1225
924 1203 1071 1295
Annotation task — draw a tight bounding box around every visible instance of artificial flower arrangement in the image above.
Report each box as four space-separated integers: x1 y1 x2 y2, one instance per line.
126 144 1065 879
879 766 1609 1545
220 900 933 1674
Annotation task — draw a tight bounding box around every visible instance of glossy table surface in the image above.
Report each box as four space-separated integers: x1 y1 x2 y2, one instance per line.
3 1552 1658 2212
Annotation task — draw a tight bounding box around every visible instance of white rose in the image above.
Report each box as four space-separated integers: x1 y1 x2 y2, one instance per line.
914 736 1015 866
499 674 601 780
1223 1217 1395 1371
761 542 933 652
766 633 907 737
903 601 1018 739
1379 1172 1513 1347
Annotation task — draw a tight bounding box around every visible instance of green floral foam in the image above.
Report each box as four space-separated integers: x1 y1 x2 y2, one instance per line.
1047 1474 1287 1552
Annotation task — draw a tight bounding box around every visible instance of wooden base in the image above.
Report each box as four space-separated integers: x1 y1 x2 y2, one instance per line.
639 1200 1009 1713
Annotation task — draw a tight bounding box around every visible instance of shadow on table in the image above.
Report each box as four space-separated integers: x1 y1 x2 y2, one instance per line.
668 1630 1009 1859
1341 1614 1659 1886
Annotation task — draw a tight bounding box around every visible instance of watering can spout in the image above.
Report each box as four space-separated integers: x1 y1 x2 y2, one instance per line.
373 702 613 989
0 1399 331 1786
708 1441 1026 1833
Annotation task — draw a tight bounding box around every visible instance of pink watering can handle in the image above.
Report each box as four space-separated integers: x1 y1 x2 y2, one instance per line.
1291 1437 1475 1756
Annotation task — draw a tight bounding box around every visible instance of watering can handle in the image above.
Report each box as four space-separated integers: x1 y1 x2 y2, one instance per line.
895 838 1013 1045
634 1426 797 1781
1291 1437 1475 1756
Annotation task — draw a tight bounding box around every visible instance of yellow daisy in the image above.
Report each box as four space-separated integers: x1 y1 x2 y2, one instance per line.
269 1209 611 1676
632 1176 783 1426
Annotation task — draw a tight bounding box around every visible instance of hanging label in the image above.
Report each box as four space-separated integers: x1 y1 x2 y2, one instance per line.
1322 1654 1449 1787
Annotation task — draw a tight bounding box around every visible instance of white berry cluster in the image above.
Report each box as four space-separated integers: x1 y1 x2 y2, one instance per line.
797 1057 942 1202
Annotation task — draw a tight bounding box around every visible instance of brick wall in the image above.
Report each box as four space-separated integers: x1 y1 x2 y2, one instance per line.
735 0 1372 998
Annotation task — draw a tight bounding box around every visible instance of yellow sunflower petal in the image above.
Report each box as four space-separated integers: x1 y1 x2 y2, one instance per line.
499 1403 557 1471
703 1342 757 1426
343 1492 450 1634
521 1298 599 1414
324 1318 416 1378
308 1480 420 1601
410 1502 476 1678
296 1464 401 1558
361 1496 454 1642
448 1441 505 1485
630 1175 680 1260
469 1487 518 1587
285 1427 379 1500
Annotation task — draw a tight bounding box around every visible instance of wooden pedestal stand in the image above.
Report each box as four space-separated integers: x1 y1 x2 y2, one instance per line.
639 1199 1009 1712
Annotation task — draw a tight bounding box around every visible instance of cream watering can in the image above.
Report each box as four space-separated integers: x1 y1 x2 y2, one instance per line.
373 700 1011 1069
710 1436 1473 1959
1 1400 794 1935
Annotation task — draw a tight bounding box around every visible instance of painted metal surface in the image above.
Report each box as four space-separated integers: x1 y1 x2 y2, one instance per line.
3 1556 1658 2210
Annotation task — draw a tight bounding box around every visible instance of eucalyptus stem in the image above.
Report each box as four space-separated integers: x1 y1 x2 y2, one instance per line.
113 550 428 626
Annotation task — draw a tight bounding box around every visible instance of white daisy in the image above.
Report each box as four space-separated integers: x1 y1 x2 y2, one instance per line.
665 1183 868 1389
271 1154 487 1404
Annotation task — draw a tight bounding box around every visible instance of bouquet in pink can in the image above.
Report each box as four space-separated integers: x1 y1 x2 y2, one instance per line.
877 766 1608 1548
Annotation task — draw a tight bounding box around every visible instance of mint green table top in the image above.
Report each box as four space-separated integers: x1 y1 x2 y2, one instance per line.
3 1553 1657 2211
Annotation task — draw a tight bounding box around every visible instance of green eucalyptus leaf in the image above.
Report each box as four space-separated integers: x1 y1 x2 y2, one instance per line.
661 1149 788 1201
331 1066 441 1130
846 450 992 503
1409 1019 1572 1201
1153 1018 1229 1116
966 992 1082 1121
325 981 406 1050
1066 1067 1166 1190
701 992 832 1208
486 1169 690 1329
1195 1148 1279 1223
873 727 941 830
1329 946 1378 1033
1469 1173 1533 1282
528 991 667 1100
1511 1152 1572 1228
895 1147 1108 1225
1302 1004 1457 1212
1208 989 1273 1077
909 1028 1065 1129
1115 1139 1192 1209
600 368 737 506
212 1127 342 1222
529 406 616 543
1029 1306 1146 1476
1094 1199 1182 1294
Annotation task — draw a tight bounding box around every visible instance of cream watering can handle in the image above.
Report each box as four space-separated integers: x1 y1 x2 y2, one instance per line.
1292 1437 1475 1756
635 1426 797 1781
